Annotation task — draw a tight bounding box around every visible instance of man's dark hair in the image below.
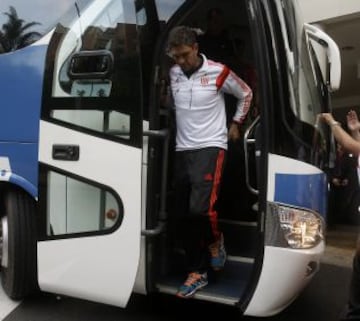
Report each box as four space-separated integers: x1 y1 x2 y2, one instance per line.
167 26 197 51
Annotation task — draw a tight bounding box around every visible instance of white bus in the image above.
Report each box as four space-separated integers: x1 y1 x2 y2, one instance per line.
0 0 341 317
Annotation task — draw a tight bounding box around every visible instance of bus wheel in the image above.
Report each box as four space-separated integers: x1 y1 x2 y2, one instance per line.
0 188 38 300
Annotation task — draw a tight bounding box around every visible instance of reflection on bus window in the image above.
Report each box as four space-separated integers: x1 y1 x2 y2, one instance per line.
0 0 85 53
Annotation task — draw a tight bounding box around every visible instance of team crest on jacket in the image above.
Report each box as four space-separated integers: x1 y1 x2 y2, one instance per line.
200 75 209 86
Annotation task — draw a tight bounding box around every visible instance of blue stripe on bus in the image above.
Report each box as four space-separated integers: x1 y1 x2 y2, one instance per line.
8 173 37 198
0 143 39 197
0 44 47 196
0 44 46 142
274 173 327 217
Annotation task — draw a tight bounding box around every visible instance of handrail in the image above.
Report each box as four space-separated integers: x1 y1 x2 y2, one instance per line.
141 221 165 236
243 116 260 195
105 129 168 138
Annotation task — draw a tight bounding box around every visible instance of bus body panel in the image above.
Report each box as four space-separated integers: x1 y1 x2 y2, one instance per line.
267 153 327 216
0 144 38 197
38 121 142 307
242 153 326 316
0 44 46 143
0 39 49 192
244 242 324 316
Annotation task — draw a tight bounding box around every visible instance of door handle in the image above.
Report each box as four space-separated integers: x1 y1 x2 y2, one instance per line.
52 145 80 161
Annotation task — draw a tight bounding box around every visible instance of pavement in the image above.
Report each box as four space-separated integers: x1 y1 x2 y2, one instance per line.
0 224 359 321
322 224 359 268
0 290 19 320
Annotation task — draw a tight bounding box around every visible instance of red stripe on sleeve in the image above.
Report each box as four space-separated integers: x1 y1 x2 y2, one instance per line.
216 66 230 90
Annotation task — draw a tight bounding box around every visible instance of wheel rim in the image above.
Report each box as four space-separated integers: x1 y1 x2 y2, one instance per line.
0 216 8 268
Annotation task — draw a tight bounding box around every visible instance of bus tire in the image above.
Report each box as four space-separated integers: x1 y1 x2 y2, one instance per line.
1 187 38 300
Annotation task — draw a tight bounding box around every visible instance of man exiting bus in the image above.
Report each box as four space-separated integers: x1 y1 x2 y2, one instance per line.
166 26 253 298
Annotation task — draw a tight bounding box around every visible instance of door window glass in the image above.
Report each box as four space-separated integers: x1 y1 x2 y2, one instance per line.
47 171 123 236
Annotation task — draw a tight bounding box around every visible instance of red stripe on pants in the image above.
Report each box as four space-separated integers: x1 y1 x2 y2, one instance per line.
208 149 225 240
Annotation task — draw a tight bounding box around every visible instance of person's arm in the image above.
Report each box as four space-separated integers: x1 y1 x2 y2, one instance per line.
321 113 360 155
221 69 253 141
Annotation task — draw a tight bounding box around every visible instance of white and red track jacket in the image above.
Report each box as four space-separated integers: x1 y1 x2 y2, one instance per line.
170 54 253 151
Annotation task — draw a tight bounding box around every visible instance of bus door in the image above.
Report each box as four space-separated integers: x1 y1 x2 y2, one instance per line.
37 0 144 307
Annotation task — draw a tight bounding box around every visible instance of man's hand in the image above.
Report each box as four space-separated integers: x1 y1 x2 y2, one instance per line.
228 122 241 141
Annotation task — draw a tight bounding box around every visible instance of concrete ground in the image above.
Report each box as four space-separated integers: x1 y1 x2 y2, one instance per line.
1 224 359 321
323 224 359 268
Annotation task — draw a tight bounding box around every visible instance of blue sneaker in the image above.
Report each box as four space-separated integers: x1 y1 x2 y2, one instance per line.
209 233 226 271
176 272 208 298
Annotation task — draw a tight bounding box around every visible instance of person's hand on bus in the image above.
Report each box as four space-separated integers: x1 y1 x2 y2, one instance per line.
319 112 336 126
320 112 360 155
228 122 241 141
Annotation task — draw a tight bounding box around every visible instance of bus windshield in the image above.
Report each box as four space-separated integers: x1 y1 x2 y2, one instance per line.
276 0 331 167
281 0 326 126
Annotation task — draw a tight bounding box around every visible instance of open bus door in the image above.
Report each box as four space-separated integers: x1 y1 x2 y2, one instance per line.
37 0 148 306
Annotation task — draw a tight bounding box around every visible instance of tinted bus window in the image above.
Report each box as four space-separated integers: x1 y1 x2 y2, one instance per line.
154 0 185 22
0 0 91 53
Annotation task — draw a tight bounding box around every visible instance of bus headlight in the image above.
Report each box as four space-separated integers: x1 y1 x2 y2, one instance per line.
277 204 324 249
